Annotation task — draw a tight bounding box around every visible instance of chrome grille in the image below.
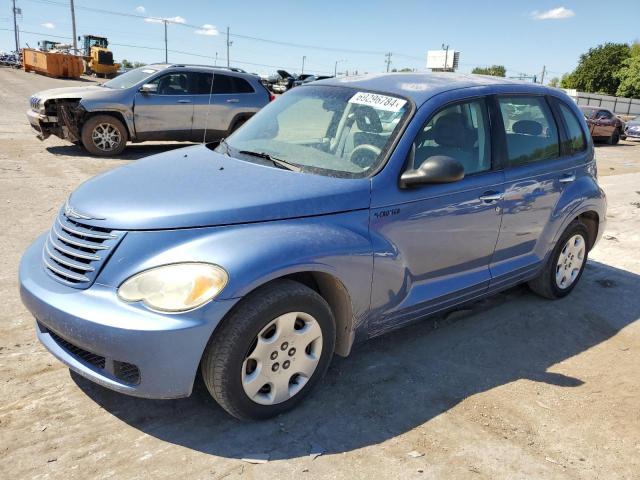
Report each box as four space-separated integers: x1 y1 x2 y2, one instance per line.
42 212 125 288
30 96 41 111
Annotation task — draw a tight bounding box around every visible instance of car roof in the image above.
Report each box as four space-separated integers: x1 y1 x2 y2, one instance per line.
315 72 546 106
146 63 259 80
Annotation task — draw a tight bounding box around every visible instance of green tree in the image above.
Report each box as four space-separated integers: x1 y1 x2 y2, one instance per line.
120 59 146 70
471 65 506 77
615 43 640 98
548 77 560 88
562 43 630 95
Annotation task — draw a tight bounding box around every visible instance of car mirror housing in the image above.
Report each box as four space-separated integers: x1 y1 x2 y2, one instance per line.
400 154 465 188
140 83 157 94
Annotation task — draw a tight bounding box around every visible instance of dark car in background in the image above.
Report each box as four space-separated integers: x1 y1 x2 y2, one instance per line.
579 106 626 145
624 115 640 140
293 75 334 88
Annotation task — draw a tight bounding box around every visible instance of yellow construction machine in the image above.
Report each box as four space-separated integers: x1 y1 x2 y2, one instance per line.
81 35 120 78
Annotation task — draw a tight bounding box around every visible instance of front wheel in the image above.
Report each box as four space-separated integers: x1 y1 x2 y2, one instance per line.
528 222 589 299
81 115 128 156
201 280 335 420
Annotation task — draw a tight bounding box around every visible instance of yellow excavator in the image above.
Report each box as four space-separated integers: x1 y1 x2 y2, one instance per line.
81 35 120 78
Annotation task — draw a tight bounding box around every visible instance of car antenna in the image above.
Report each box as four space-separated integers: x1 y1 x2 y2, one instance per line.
202 69 215 143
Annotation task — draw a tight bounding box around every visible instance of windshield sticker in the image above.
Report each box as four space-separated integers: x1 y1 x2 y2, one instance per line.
349 92 407 112
142 69 156 74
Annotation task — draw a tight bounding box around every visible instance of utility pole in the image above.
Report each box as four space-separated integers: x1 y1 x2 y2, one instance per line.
70 0 77 53
334 59 346 77
214 52 218 66
385 52 392 72
301 55 306 74
164 20 168 63
442 43 450 71
226 26 232 68
12 0 19 53
540 65 546 84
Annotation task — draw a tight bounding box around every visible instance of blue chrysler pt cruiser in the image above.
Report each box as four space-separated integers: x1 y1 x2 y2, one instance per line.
20 73 606 420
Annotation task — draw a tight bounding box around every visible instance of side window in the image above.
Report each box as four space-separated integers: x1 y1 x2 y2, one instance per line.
191 72 214 94
597 110 612 120
150 73 189 95
231 77 254 93
413 98 491 175
558 102 587 154
498 96 559 167
214 74 235 94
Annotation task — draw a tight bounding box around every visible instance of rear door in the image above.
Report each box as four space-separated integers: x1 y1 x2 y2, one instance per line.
133 72 196 141
489 94 577 289
191 73 261 141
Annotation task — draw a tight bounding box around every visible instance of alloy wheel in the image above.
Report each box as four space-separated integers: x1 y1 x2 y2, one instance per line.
91 123 122 152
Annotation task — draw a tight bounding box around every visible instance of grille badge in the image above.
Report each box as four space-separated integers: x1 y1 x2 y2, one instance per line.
64 200 105 221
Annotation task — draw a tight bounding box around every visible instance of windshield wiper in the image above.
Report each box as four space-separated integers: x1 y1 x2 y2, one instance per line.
238 150 302 172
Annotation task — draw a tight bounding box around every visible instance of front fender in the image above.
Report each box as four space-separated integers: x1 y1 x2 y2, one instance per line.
97 210 373 325
80 97 135 139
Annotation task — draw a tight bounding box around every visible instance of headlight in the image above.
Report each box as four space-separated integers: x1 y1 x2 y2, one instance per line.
117 263 228 312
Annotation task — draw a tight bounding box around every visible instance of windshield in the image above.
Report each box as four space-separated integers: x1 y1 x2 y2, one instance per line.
221 85 411 177
103 66 159 89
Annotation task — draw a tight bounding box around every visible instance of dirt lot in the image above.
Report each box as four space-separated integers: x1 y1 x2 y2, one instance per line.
1 67 639 480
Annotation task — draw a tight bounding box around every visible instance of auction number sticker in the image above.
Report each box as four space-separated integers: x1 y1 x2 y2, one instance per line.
349 92 407 112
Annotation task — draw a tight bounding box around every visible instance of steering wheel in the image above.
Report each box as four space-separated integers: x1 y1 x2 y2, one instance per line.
350 144 382 169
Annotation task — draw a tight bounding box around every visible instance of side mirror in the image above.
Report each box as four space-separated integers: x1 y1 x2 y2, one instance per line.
400 154 465 188
140 83 157 94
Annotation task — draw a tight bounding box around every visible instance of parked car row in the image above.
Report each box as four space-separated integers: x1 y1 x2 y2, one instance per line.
261 69 333 94
0 50 22 67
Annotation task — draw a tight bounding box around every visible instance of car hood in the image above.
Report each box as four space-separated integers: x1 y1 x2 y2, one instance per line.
626 120 640 127
66 145 371 230
33 85 111 101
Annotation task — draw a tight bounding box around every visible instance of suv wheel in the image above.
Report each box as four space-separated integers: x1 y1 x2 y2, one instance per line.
81 115 128 156
528 221 589 299
201 279 335 420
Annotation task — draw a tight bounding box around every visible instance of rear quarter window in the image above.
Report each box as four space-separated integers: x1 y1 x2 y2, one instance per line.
557 102 587 155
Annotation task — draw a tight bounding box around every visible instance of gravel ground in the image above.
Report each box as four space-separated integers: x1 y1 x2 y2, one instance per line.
1 67 639 480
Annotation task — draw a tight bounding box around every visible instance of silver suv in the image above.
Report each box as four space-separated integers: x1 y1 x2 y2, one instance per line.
27 64 272 156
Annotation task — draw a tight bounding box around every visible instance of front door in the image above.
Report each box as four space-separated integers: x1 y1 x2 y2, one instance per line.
369 97 503 332
133 72 195 141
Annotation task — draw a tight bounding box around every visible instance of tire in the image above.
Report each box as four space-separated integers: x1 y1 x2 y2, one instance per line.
528 221 590 299
81 115 128 156
607 129 620 145
201 279 336 420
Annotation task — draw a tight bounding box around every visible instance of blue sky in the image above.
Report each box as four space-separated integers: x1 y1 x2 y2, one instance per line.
1 0 638 80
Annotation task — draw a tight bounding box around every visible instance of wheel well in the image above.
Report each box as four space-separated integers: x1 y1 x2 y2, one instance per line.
83 111 131 139
274 272 355 357
228 113 253 133
576 211 599 250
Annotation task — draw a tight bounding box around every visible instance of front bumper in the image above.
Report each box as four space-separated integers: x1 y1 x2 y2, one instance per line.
19 234 237 399
625 128 640 139
26 109 56 139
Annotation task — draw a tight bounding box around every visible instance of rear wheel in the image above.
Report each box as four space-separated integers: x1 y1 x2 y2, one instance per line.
528 222 589 299
607 128 620 145
201 280 335 420
81 115 128 156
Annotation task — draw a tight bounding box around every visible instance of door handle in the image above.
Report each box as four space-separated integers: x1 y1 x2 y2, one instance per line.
177 99 192 103
559 173 576 183
226 98 240 103
479 192 504 202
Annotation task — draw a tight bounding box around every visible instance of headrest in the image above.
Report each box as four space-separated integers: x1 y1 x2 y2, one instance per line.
432 113 473 148
354 106 383 133
512 120 542 136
